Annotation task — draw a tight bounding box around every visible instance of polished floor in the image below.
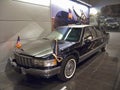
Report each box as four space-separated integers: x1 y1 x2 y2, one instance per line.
0 31 120 90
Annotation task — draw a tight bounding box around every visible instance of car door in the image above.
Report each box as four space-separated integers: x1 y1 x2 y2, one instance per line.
77 27 96 63
79 27 94 56
88 26 98 49
93 27 104 47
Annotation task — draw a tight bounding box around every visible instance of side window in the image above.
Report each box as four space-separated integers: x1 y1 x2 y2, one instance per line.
94 26 105 36
95 28 102 37
65 28 81 42
83 28 93 40
89 27 97 39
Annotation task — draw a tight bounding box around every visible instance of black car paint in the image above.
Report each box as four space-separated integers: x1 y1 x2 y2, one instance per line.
57 26 108 64
10 25 109 78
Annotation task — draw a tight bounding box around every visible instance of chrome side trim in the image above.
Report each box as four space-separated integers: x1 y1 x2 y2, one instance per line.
79 42 106 63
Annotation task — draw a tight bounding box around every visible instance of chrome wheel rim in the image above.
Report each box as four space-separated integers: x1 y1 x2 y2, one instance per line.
64 59 76 79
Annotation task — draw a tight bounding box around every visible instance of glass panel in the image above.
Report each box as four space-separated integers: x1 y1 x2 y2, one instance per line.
65 28 82 42
89 27 97 39
84 28 92 39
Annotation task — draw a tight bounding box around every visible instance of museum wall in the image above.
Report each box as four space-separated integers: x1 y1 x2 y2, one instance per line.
0 0 51 72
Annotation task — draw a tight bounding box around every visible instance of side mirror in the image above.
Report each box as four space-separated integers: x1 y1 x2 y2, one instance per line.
84 35 92 43
85 39 91 44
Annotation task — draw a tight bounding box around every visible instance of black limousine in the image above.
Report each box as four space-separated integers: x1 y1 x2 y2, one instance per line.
9 25 109 81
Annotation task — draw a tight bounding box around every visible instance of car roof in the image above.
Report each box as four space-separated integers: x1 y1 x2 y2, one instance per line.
58 24 91 28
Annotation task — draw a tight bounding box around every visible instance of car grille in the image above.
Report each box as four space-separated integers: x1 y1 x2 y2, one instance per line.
14 53 34 68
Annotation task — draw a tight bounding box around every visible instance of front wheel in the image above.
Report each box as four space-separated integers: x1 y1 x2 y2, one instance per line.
57 56 76 81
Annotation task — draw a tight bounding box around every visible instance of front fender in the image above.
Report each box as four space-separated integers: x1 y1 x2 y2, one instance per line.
62 50 80 63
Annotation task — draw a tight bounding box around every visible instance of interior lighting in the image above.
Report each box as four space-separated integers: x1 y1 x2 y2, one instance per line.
14 0 50 6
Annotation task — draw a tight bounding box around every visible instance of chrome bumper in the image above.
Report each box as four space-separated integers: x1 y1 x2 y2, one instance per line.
9 58 61 78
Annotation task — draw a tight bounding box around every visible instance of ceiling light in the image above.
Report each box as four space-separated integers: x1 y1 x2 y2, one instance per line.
14 0 50 6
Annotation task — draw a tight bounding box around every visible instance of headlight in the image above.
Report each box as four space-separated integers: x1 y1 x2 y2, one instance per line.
34 59 57 67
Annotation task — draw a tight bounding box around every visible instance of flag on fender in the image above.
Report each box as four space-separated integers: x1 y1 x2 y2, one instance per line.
68 8 73 19
16 36 22 49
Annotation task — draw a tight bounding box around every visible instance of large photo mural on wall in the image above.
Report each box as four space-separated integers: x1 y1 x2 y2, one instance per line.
51 0 90 29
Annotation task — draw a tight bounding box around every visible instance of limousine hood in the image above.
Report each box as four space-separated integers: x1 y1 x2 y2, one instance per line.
19 40 53 57
16 39 75 57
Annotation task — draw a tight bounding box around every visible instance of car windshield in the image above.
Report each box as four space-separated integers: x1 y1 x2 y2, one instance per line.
45 27 82 42
46 27 70 40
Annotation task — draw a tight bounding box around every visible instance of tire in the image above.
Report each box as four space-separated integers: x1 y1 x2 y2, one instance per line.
57 56 76 81
101 47 106 52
